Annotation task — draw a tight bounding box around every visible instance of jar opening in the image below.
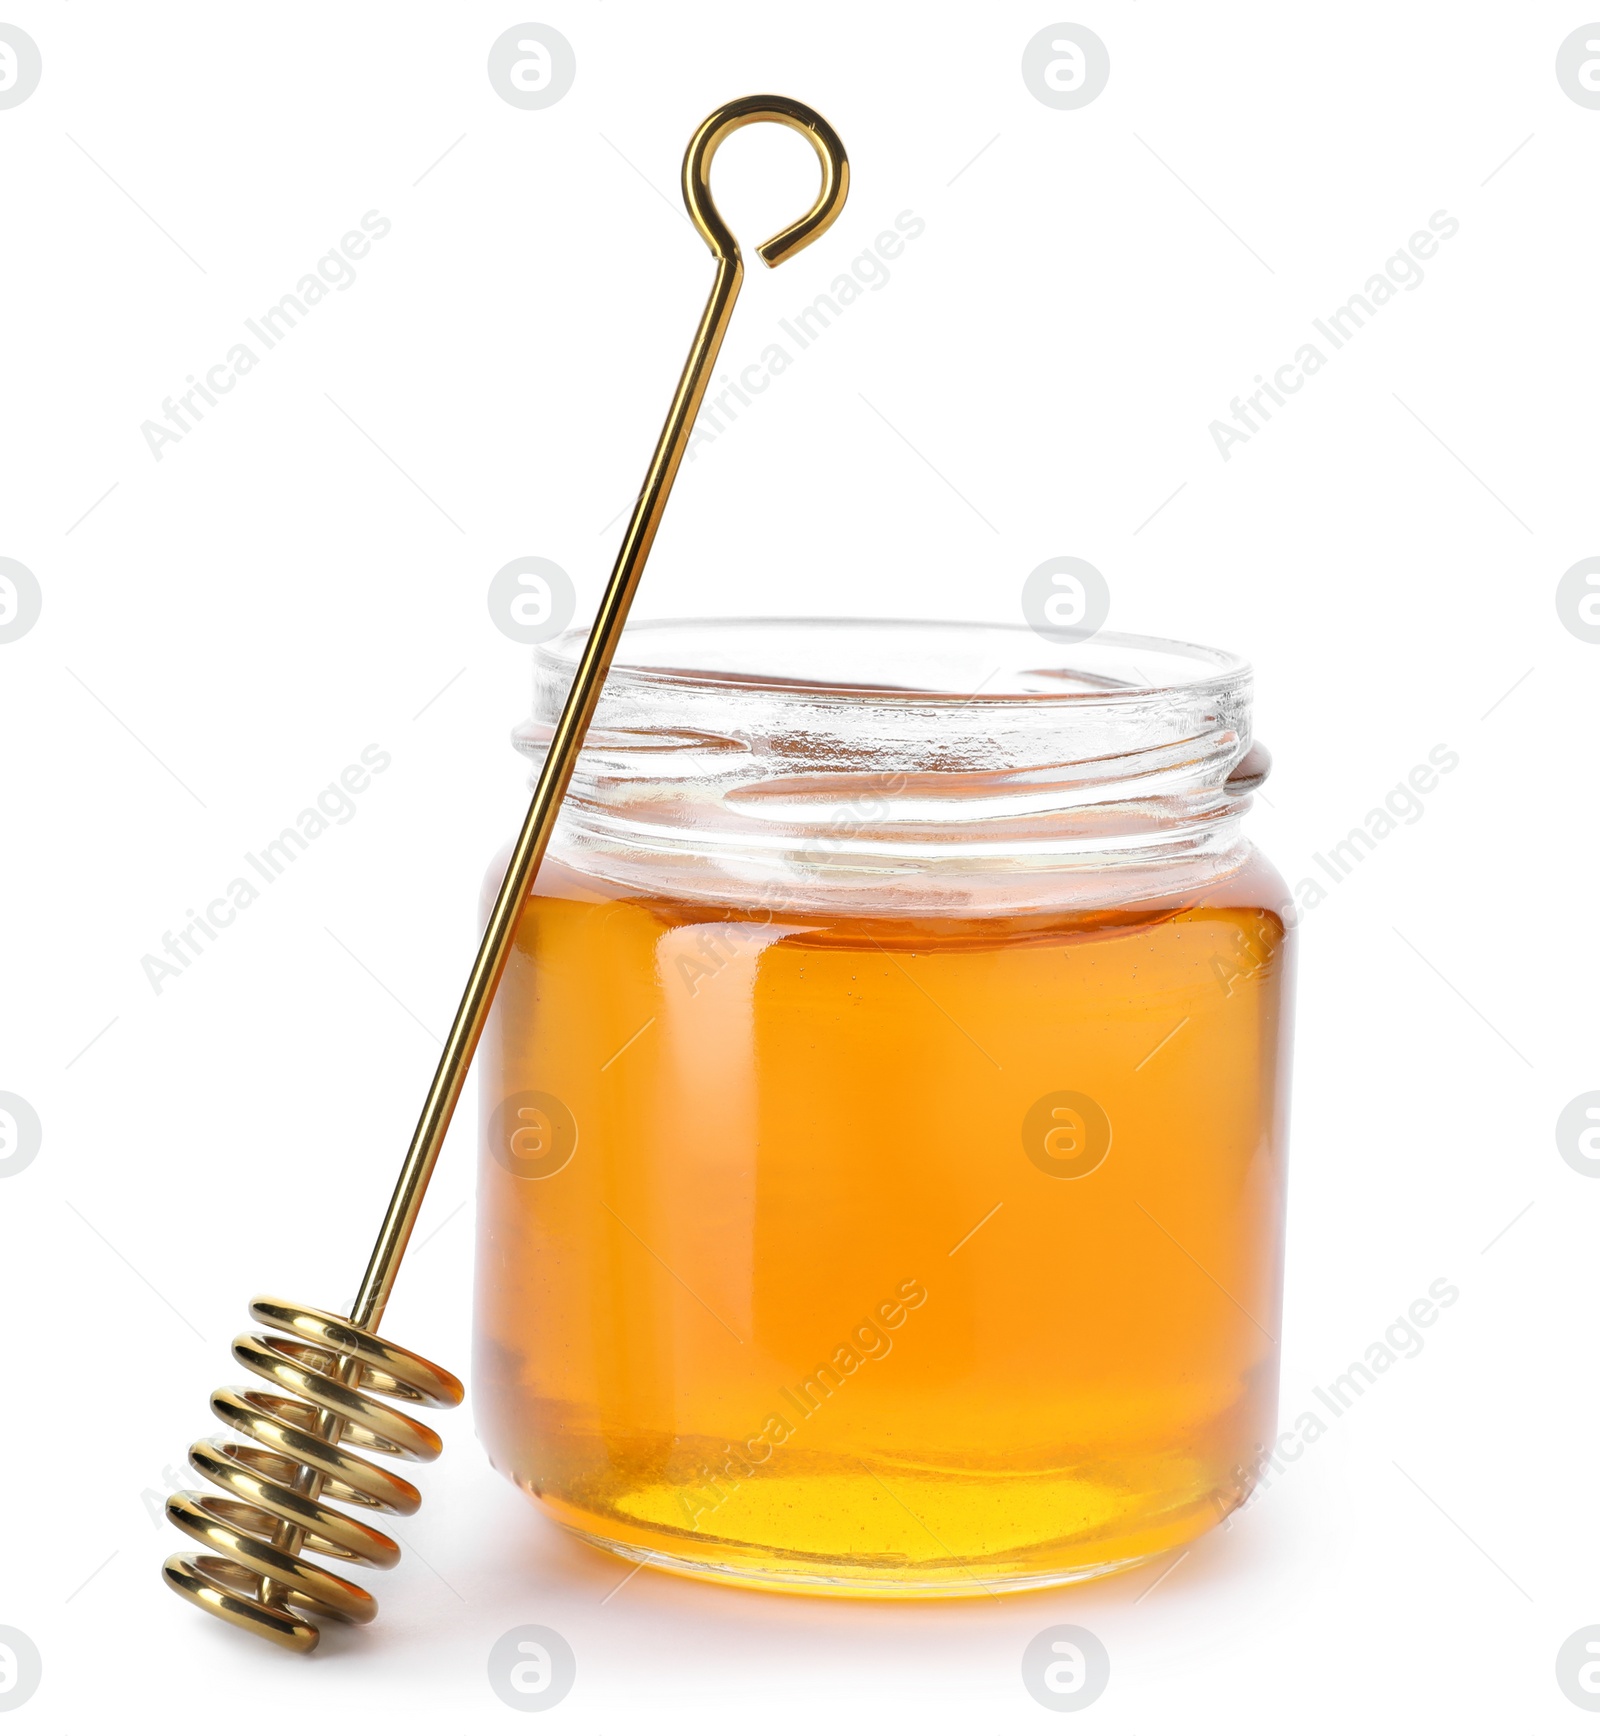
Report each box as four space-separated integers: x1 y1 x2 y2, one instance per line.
521 618 1259 914
536 616 1247 704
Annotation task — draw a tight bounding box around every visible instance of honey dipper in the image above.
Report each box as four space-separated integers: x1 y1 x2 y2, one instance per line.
163 94 850 1652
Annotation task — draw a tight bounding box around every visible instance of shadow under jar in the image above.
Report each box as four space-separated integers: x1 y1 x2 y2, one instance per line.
475 619 1294 1596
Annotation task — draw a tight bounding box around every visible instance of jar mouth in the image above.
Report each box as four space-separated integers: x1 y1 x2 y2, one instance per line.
523 617 1258 913
535 617 1249 708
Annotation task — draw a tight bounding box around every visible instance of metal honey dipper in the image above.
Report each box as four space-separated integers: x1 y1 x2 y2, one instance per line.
163 95 850 1653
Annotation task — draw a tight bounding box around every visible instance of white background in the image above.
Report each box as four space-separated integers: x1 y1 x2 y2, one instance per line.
1 1 1595 1728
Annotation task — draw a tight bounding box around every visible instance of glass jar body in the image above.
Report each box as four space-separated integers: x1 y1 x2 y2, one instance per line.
474 622 1293 1595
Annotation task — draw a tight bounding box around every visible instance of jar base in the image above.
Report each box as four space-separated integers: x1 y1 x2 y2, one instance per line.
562 1525 1171 1598
528 1472 1233 1601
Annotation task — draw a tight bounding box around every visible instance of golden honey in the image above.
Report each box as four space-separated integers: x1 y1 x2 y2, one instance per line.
477 853 1291 1593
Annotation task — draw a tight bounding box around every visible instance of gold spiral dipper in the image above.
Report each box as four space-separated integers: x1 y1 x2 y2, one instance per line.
163 95 850 1652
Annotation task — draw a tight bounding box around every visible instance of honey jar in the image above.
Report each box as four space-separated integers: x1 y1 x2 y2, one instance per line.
476 618 1293 1595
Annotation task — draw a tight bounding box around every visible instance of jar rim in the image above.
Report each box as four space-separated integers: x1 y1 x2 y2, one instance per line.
536 616 1249 709
526 616 1258 912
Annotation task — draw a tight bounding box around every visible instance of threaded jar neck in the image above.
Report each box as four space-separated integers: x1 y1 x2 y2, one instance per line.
518 618 1260 914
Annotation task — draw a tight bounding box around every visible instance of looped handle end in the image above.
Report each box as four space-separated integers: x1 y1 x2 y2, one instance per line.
682 94 850 269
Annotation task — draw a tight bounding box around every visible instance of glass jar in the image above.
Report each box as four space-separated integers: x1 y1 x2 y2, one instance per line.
475 619 1293 1596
